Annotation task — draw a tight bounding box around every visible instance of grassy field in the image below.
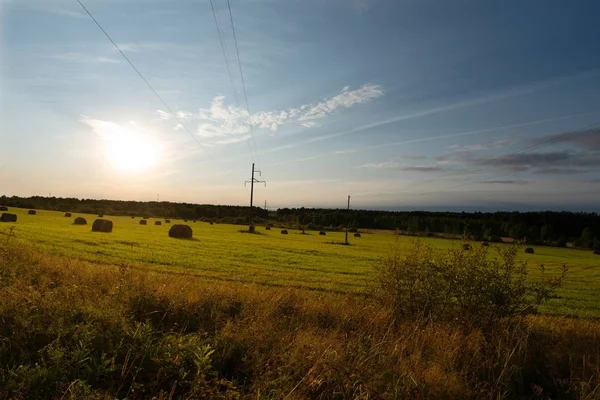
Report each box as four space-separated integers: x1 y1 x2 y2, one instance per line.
2 207 600 317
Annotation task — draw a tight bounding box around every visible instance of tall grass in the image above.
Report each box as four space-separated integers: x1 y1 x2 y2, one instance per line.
1 243 599 399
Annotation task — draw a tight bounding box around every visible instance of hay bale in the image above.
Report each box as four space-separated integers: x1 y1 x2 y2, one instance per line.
481 241 490 247
98 214 104 218
73 217 87 225
155 221 162 226
462 243 472 251
0 206 8 211
209 222 214 225
169 224 193 239
525 247 535 254
354 232 361 238
319 231 326 236
28 210 36 215
593 249 600 255
1 213 17 222
193 220 197 223
64 212 72 217
165 219 170 224
140 220 147 225
92 219 113 233
281 229 288 235
131 216 135 219
265 226 271 230
184 219 188 222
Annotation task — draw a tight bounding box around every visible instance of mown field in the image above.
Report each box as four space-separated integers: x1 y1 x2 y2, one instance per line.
1 207 600 318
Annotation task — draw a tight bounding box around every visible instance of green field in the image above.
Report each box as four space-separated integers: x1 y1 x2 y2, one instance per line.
2 207 600 317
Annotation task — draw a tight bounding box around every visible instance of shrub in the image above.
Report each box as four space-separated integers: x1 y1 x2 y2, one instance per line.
73 217 87 225
64 212 71 217
306 222 319 230
373 241 567 329
91 219 113 233
481 241 490 247
1 213 17 223
169 224 193 239
281 230 288 235
462 243 472 250
155 221 162 226
140 220 147 225
28 210 36 215
555 238 568 248
525 247 535 254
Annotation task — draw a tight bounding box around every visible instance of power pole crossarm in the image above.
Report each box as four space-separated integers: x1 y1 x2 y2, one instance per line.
244 163 266 232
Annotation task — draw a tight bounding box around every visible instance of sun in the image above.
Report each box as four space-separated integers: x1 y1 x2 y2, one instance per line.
101 124 162 173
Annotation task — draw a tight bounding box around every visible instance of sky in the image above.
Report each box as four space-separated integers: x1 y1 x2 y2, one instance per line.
1 0 600 212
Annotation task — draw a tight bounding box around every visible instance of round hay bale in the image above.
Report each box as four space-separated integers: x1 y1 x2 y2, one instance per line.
281 229 288 235
481 241 490 247
98 214 104 218
165 219 171 224
265 226 271 230
73 217 87 225
209 222 214 225
131 216 135 219
462 243 472 251
28 210 36 215
64 212 72 217
593 249 600 255
193 220 197 223
1 213 17 223
525 247 535 254
92 219 113 233
184 219 188 222
155 221 162 226
169 224 193 239
140 220 147 225
319 231 326 236
354 232 361 238
0 206 8 211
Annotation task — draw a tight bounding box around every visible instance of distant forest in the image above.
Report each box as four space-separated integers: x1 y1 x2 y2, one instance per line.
2 195 599 249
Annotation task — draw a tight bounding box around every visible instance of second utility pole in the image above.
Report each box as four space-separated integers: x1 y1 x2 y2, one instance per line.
245 163 265 233
345 195 351 245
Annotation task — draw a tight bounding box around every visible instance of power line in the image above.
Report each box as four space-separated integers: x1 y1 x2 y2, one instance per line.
226 0 260 167
76 0 231 175
208 0 256 164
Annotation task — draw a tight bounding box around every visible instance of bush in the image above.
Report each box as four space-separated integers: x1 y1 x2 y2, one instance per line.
373 241 567 329
306 222 319 231
481 241 490 247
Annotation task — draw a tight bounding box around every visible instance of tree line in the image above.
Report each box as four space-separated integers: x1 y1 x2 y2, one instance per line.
2 196 598 249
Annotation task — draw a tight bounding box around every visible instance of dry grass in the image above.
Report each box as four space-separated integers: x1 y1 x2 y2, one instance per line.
1 243 599 399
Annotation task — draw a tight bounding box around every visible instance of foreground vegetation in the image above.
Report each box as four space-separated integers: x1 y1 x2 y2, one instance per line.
2 241 600 399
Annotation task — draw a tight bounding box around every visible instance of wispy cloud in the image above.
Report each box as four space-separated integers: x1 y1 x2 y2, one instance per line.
361 161 443 172
530 128 600 150
478 180 531 185
157 84 384 144
467 150 600 174
448 139 514 152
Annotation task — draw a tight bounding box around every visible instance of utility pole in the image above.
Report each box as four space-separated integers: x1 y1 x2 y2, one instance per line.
245 163 266 233
345 195 351 245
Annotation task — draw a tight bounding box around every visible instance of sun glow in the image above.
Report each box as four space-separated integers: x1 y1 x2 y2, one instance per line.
99 122 162 173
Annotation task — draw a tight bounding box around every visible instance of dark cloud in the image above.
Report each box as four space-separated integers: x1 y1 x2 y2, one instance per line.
478 180 531 184
468 150 600 173
400 166 443 172
531 128 600 150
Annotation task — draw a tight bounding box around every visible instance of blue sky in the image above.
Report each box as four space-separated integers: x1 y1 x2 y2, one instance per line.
1 0 600 211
